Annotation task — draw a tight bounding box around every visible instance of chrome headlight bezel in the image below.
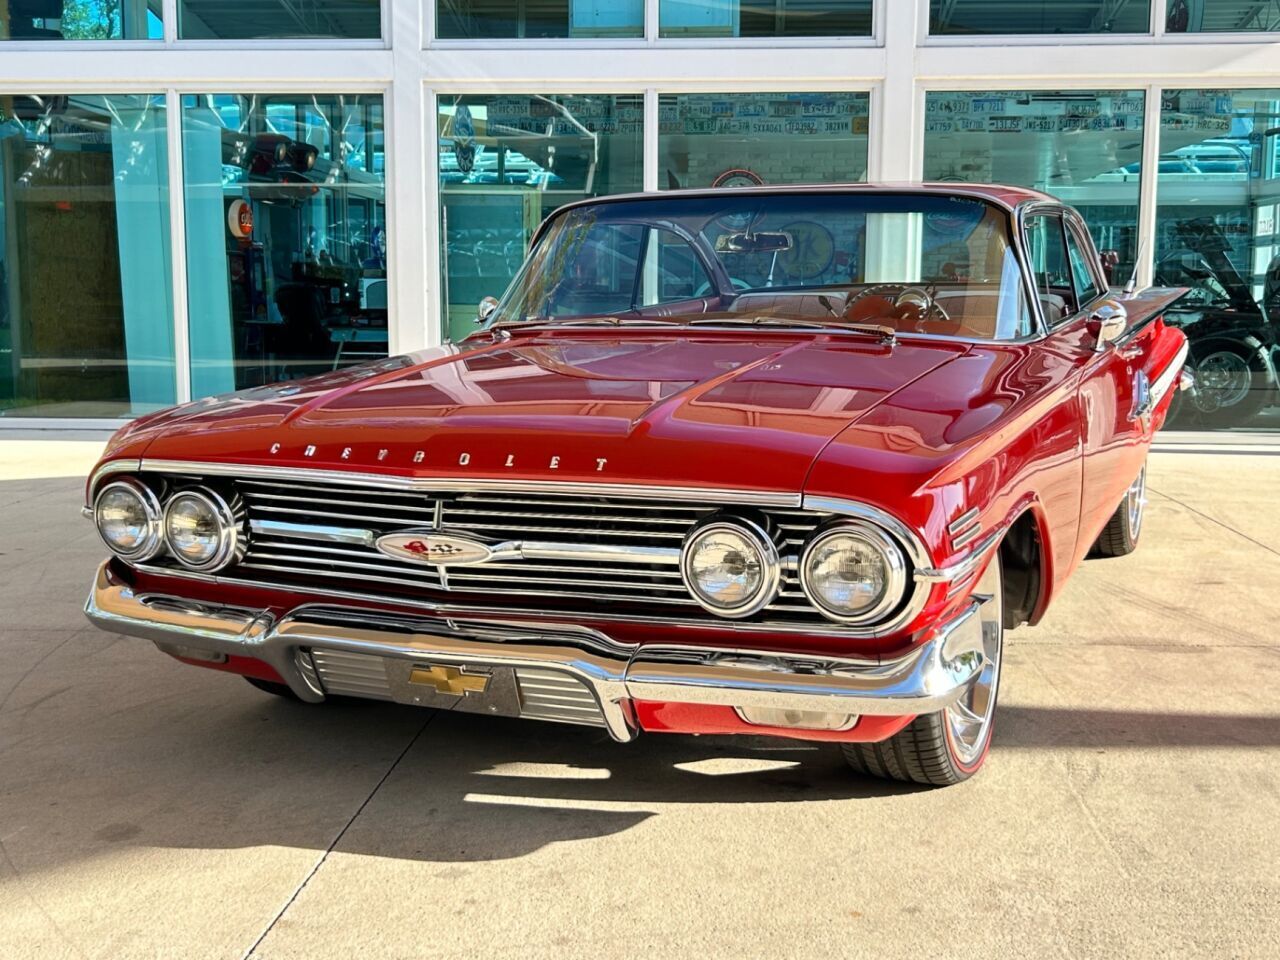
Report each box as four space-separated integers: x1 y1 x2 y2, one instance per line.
93 478 164 562
799 520 909 625
679 516 781 619
163 487 242 572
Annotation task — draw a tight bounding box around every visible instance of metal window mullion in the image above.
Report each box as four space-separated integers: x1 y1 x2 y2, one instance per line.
423 87 445 348
1151 0 1166 38
162 0 178 43
643 88 659 191
645 0 659 43
164 88 191 404
1136 82 1163 289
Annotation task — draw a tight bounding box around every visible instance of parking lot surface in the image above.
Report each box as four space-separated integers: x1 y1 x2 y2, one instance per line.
1 438 1277 959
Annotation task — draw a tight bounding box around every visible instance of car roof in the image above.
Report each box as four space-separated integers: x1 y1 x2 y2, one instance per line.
556 181 1057 215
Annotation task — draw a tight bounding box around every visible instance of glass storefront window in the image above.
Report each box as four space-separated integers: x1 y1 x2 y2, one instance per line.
437 93 643 341
1156 89 1280 429
658 93 869 190
659 1 871 37
930 1 1149 34
1166 1 1280 32
177 0 378 39
181 94 387 396
437 1 642 39
1 94 174 418
1 0 161 39
922 90 1146 279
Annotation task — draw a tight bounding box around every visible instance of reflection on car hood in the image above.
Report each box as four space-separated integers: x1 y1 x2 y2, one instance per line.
133 333 968 493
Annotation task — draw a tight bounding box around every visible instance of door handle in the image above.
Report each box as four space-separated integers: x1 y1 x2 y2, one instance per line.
1119 344 1145 360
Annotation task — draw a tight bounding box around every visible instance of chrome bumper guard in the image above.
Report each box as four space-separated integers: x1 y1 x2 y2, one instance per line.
85 561 988 742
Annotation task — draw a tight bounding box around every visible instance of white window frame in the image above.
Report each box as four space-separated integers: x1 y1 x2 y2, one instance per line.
2 0 1280 425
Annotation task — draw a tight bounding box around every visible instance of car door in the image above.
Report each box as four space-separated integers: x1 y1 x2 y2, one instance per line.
1025 210 1158 560
1063 215 1161 551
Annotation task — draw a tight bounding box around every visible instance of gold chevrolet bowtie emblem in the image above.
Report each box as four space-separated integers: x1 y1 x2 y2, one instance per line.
408 664 490 696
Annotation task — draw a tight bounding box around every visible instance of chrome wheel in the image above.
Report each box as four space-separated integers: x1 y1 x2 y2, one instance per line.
944 557 1003 767
1126 464 1147 541
1193 350 1253 412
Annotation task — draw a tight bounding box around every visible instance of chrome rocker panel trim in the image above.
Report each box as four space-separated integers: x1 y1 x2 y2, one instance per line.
85 561 988 743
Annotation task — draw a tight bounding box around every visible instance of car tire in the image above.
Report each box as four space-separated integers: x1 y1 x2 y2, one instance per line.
1172 345 1270 429
243 676 305 700
1089 462 1146 559
841 555 1004 787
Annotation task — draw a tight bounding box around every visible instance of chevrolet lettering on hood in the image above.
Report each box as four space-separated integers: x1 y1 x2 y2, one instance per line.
82 183 1191 788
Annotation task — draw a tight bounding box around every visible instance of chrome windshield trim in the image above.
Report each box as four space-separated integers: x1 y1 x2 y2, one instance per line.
127 460 802 508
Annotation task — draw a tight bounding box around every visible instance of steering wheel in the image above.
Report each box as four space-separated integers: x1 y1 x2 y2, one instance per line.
695 277 752 298
894 285 952 331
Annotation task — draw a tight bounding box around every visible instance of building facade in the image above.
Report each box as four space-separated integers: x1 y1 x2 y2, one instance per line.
3 0 1280 430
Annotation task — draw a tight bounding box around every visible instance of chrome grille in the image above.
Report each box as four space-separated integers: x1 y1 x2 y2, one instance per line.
309 648 394 700
145 474 838 625
515 668 607 727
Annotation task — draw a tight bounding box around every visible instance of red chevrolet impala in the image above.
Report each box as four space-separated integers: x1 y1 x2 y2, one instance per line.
84 184 1189 786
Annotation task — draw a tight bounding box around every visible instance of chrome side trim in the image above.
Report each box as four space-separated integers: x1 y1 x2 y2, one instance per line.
915 529 1002 585
950 524 983 550
947 507 979 536
131 460 802 508
1149 339 1191 408
85 562 989 738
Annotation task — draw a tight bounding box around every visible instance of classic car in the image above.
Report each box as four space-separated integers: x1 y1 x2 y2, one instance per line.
1154 217 1279 427
84 184 1190 787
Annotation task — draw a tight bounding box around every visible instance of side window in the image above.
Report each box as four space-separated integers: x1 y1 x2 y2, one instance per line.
548 222 644 317
1064 225 1103 307
638 228 712 307
1024 214 1076 325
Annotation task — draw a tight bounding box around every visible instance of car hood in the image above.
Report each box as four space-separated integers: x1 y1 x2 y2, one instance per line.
132 333 968 493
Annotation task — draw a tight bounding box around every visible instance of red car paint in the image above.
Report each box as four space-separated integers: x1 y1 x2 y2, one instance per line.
87 184 1188 744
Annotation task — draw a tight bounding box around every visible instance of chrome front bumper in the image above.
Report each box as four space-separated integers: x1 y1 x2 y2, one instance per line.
84 561 988 742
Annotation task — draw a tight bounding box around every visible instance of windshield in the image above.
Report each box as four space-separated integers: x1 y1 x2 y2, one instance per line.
488 192 1035 340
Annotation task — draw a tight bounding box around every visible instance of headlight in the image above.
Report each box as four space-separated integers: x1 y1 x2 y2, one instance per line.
680 518 780 618
163 488 241 571
800 521 908 624
94 479 163 561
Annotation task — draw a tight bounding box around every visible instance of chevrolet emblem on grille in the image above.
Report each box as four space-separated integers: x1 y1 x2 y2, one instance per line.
408 664 491 697
375 531 493 566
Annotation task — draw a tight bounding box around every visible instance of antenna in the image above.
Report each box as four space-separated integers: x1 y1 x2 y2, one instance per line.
1122 240 1145 297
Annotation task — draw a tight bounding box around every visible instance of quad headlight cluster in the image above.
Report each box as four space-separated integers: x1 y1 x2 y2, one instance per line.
680 514 910 625
93 479 244 572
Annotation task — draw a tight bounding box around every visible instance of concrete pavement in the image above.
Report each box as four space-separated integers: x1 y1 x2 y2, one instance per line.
1 439 1277 959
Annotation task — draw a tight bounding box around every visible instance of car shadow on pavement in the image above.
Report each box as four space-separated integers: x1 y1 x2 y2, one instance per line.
994 705 1280 749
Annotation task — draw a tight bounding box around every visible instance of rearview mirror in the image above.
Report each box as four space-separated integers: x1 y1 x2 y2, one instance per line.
714 231 793 255
476 296 499 324
1088 300 1128 352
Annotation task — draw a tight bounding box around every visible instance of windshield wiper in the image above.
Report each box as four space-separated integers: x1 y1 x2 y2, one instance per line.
686 316 896 343
488 316 674 332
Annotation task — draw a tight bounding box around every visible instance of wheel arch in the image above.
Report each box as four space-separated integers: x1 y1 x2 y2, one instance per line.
997 503 1053 629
